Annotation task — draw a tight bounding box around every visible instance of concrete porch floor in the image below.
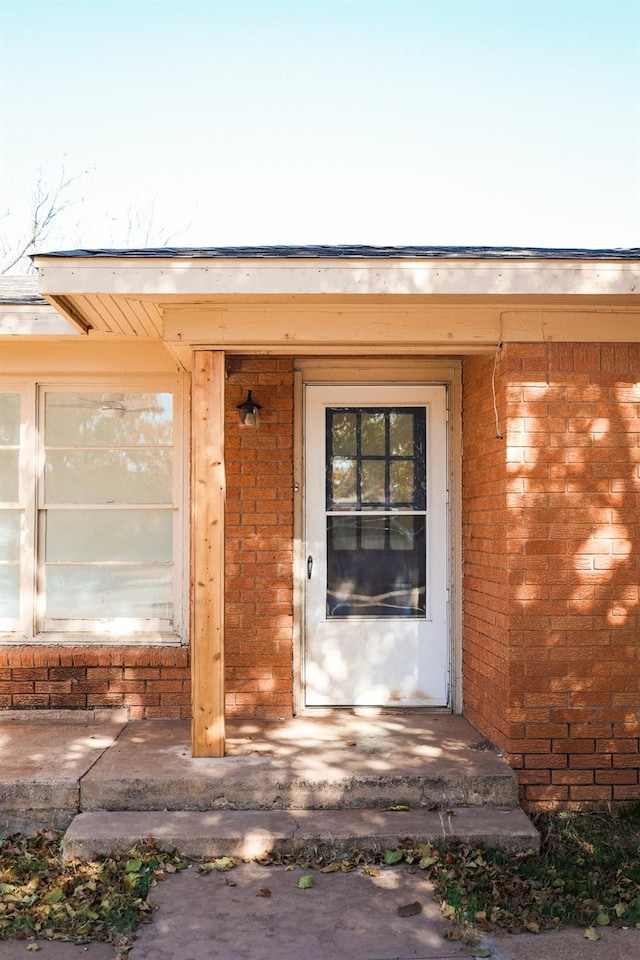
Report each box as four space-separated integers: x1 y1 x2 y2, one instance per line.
0 710 539 854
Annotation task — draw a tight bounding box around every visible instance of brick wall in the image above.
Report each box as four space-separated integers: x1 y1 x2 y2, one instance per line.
0 646 190 718
224 357 294 719
462 353 511 747
463 344 640 809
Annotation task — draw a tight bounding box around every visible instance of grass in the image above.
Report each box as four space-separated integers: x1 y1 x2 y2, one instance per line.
2 806 640 949
414 803 640 935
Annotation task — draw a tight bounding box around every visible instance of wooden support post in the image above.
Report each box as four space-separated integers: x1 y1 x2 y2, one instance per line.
191 350 226 757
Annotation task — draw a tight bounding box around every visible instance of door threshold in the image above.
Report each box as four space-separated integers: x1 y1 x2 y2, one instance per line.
297 705 454 718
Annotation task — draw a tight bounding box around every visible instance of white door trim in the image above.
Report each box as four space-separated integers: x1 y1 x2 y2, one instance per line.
292 358 462 715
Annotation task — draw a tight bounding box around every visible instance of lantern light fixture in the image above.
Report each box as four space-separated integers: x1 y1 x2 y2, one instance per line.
237 389 261 427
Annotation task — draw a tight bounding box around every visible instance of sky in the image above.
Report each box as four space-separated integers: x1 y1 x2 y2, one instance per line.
0 0 639 261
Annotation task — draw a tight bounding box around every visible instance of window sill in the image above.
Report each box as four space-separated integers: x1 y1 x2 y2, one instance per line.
0 633 186 647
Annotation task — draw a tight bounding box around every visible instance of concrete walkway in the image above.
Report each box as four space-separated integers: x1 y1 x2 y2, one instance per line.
1 862 640 959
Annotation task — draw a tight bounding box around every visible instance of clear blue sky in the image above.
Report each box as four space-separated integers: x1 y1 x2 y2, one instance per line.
1 0 639 254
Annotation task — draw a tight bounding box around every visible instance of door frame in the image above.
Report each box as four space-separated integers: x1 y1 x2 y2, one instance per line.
292 358 462 715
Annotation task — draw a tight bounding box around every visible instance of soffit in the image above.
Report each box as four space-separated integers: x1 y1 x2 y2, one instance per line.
33 252 640 343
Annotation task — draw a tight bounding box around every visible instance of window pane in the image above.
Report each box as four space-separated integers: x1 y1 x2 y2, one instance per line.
0 510 20 561
331 412 357 456
0 394 20 445
45 565 173 619
361 460 385 503
389 413 414 456
45 449 173 504
0 451 19 502
46 509 172 562
327 515 426 618
0 566 19 618
361 412 385 455
331 458 357 505
390 461 415 504
45 393 173 447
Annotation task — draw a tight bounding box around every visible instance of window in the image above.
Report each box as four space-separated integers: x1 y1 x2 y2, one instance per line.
0 380 185 642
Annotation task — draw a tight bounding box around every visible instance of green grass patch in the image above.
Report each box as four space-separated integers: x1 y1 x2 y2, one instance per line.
389 804 640 935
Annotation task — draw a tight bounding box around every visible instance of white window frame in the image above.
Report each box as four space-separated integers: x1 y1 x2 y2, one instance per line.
0 376 188 645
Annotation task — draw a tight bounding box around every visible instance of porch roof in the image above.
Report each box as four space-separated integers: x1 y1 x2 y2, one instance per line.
29 245 640 355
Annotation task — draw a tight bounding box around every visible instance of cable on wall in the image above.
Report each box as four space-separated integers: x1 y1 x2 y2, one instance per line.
492 317 504 440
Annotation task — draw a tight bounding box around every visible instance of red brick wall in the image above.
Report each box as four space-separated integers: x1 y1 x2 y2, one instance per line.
0 646 190 718
224 357 294 719
462 353 511 747
464 343 640 809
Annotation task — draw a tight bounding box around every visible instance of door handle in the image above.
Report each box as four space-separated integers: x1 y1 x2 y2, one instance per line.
307 556 313 579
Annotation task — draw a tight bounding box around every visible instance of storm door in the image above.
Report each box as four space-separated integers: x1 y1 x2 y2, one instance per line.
304 384 449 707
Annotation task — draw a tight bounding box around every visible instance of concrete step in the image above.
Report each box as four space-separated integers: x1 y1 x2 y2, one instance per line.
80 718 519 812
63 806 540 862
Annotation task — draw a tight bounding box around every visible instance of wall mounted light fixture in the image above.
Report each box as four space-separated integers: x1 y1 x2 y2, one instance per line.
236 389 261 427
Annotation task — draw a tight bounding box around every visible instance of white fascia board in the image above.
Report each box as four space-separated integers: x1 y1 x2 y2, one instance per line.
0 303 79 335
34 256 640 298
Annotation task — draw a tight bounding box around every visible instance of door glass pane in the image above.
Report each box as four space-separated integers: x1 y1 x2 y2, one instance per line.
46 509 172 562
389 413 414 456
331 412 357 456
0 567 19 618
45 449 173 504
0 394 20 445
361 412 385 455
45 393 173 447
45 565 173 619
327 515 426 618
0 510 20 561
331 458 357 505
361 460 385 504
390 461 415 503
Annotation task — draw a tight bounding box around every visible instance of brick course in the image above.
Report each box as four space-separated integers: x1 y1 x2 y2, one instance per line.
0 646 190 719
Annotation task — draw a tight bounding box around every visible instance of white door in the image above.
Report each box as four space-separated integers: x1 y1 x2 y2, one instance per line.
304 384 449 707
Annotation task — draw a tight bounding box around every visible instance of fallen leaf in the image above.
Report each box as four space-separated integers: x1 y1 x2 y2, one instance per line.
42 889 64 904
26 946 41 953
363 865 380 877
585 927 601 941
386 805 410 812
298 875 315 889
256 888 271 898
383 849 404 865
345 740 356 746
398 901 422 917
320 863 341 873
596 911 610 926
468 949 491 958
